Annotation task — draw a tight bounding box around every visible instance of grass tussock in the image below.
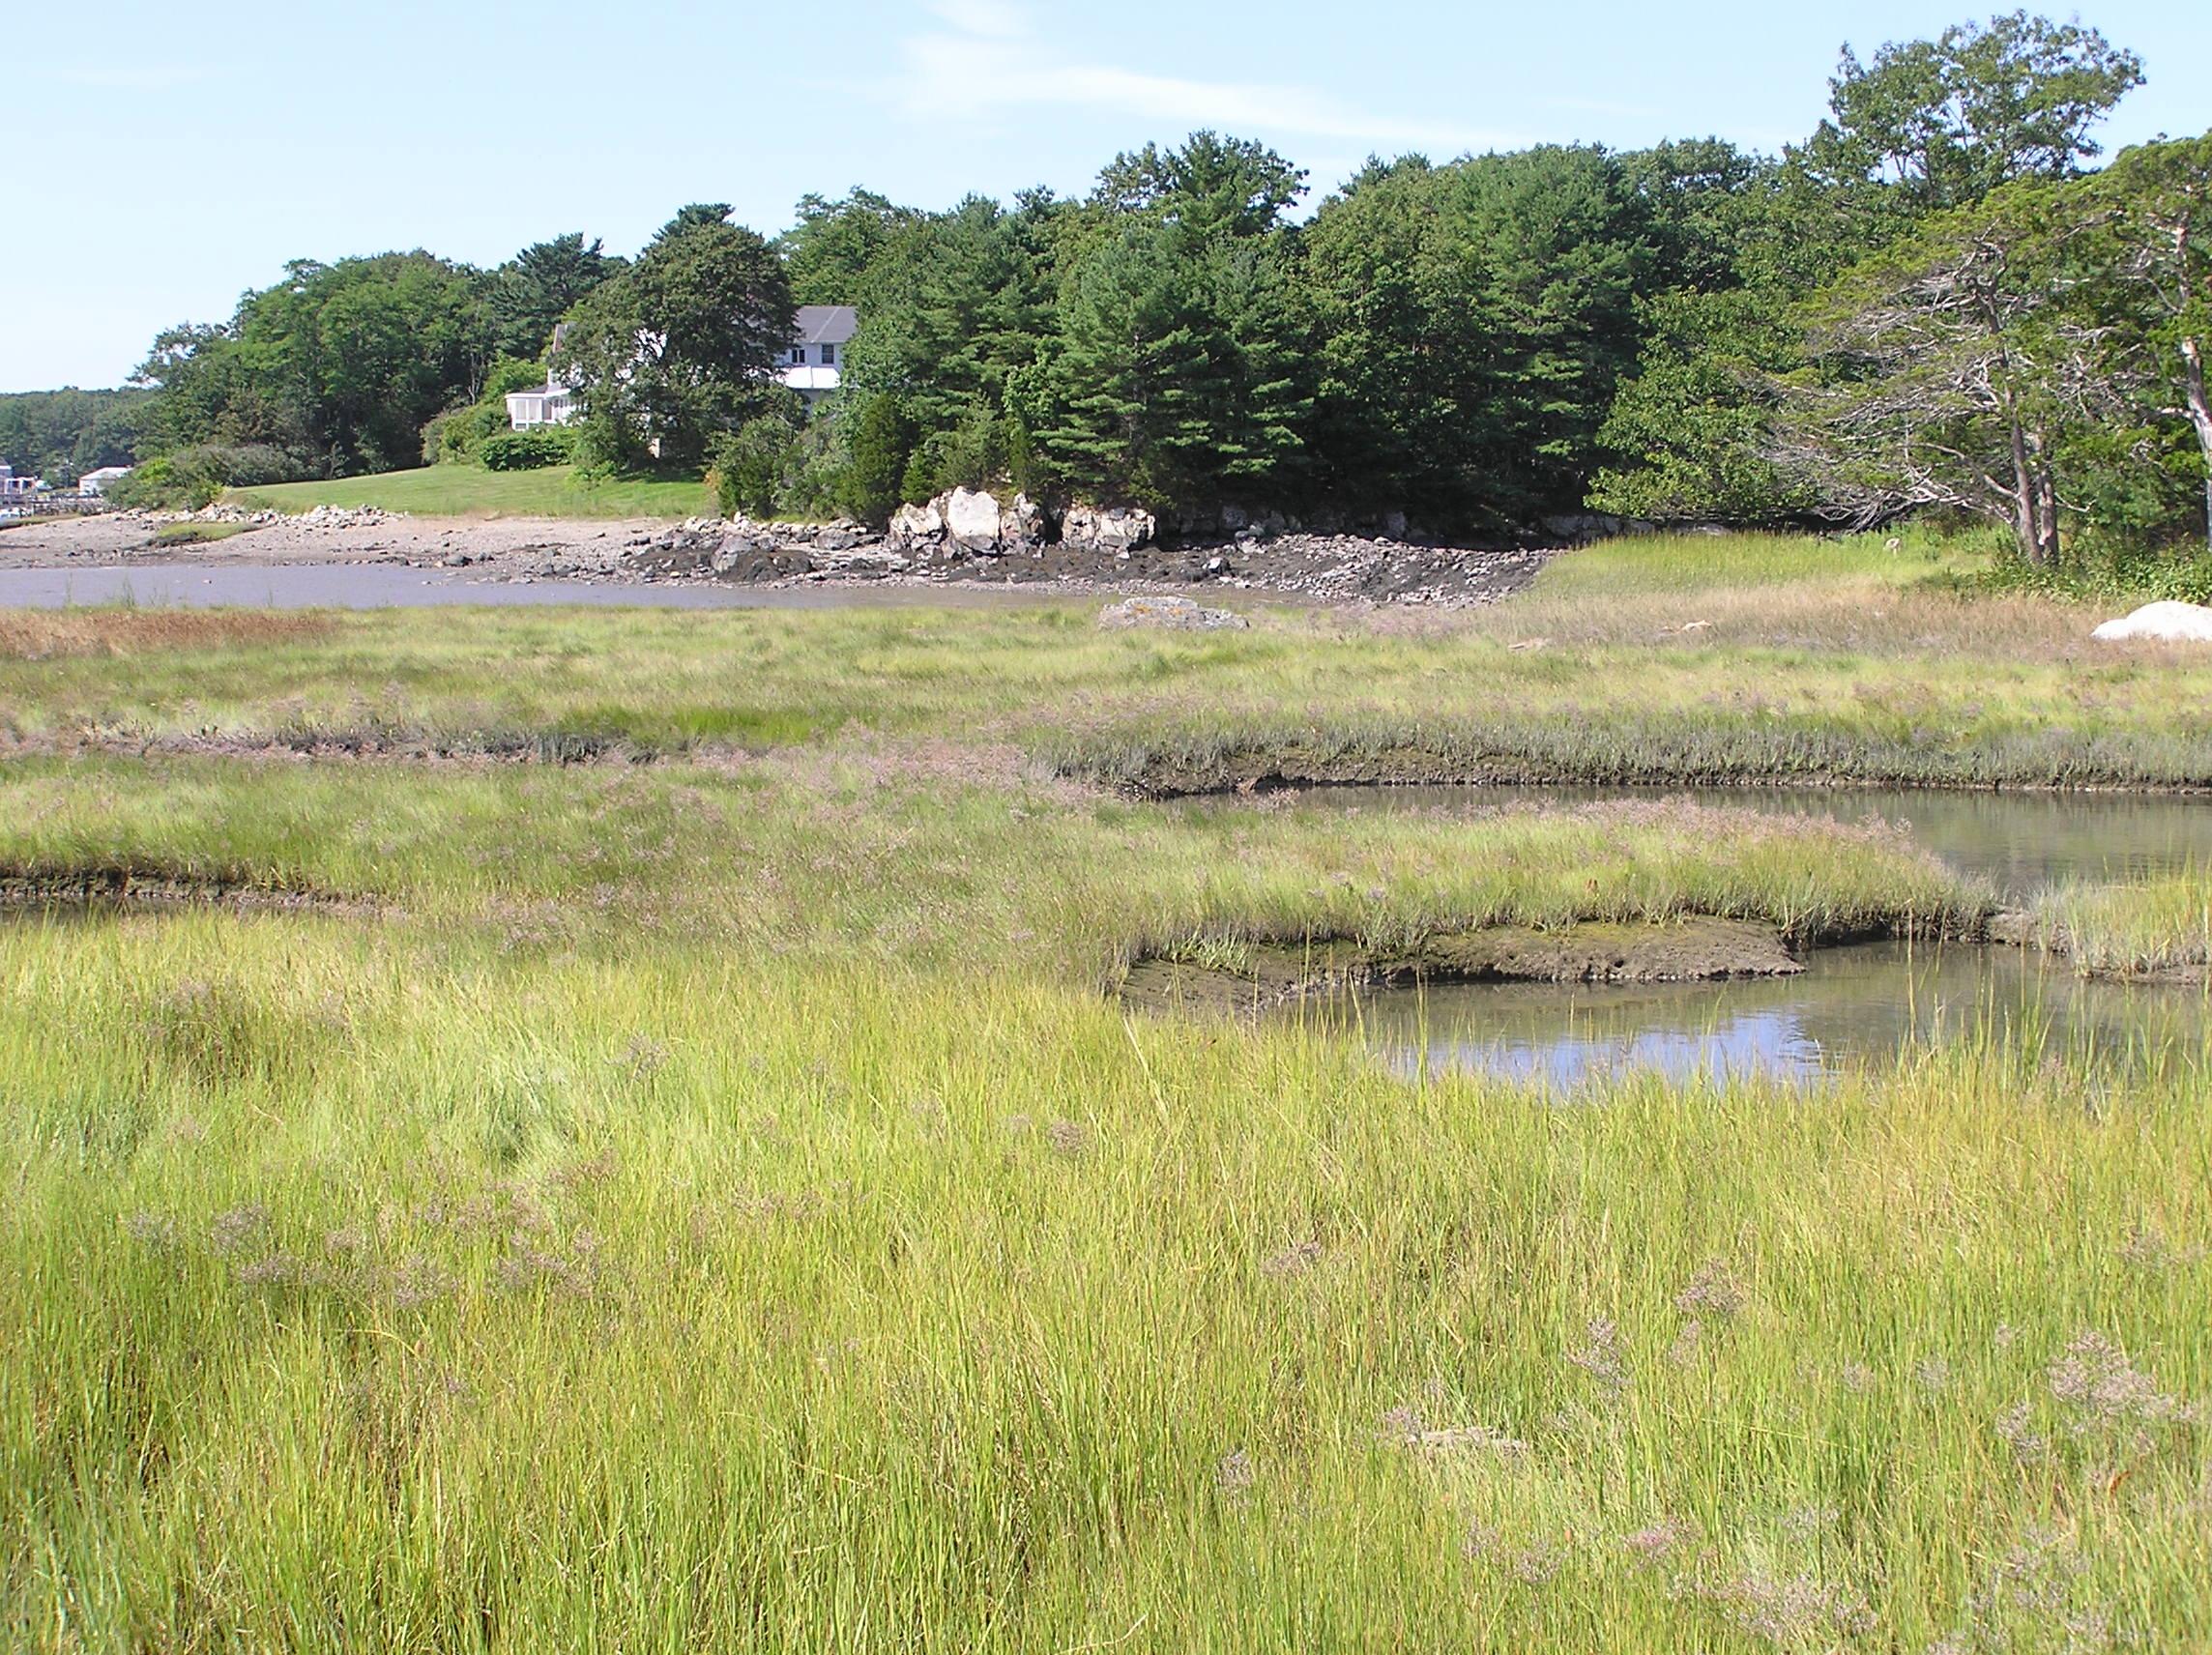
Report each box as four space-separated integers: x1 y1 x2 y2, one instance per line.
0 755 1989 979
150 520 259 547
2029 869 2212 980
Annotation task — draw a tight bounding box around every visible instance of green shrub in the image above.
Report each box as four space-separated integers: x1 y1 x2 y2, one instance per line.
898 403 1010 505
428 361 560 465
710 416 800 518
1929 531 2212 607
429 401 516 465
480 428 575 472
840 394 917 526
109 444 308 508
483 357 552 399
106 455 191 509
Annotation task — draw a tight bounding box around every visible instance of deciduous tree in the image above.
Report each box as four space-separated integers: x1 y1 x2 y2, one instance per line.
561 206 795 471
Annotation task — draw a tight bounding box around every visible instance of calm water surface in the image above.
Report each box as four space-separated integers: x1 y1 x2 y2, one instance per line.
1345 939 2209 1089
0 564 1075 611
1221 785 2212 1088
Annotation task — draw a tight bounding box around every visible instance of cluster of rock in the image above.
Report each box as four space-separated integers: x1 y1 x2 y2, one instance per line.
625 515 906 581
118 503 406 532
1097 595 1248 630
290 505 406 530
618 493 1556 607
120 505 277 528
888 489 1157 561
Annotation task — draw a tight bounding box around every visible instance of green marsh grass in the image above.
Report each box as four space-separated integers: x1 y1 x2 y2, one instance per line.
150 520 259 547
2031 867 2212 979
3 533 2210 1648
5 535 2212 796
3 920 2206 1650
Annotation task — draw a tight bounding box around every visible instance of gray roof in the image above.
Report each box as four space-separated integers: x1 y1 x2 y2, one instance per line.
795 305 858 345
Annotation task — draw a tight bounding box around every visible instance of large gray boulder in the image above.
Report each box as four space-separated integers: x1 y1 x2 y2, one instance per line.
1063 505 1156 555
710 530 775 573
887 500 944 549
2092 601 2212 642
999 492 1045 551
944 487 1003 554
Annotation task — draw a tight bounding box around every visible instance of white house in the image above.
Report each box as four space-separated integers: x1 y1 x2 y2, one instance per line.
506 307 859 428
504 382 578 429
78 465 133 496
780 305 858 407
0 464 42 499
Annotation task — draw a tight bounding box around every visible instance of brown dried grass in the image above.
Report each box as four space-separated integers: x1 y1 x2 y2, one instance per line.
0 609 334 660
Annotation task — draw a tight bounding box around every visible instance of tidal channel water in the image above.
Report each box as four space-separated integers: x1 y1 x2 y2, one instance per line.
1195 786 2212 1089
0 564 1075 611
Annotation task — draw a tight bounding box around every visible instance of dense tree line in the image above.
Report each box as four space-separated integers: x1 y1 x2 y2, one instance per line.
0 388 154 485
758 10 2203 561
103 236 627 502
46 8 2212 563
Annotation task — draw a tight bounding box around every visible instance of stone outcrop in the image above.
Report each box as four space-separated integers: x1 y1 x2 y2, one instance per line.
944 487 1004 553
888 500 943 544
878 494 1152 560
1098 595 1248 630
2092 601 2212 642
886 489 1050 558
999 492 1045 551
1061 506 1156 556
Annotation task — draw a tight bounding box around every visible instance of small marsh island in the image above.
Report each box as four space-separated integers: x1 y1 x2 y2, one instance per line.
3 7 2210 1651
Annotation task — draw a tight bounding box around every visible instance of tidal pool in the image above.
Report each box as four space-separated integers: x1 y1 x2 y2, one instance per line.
1206 785 2212 1088
1332 938 2209 1089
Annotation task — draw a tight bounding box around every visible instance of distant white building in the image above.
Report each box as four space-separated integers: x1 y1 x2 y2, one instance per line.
0 463 41 499
78 465 133 496
506 306 859 428
780 305 858 407
504 382 578 429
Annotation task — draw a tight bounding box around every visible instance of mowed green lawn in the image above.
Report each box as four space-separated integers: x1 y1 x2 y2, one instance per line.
228 463 716 520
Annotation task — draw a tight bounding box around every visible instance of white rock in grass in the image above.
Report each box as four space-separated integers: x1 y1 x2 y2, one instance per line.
2092 601 2212 642
1099 595 1248 631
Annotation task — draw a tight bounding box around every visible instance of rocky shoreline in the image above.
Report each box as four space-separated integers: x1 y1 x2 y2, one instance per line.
1 493 1557 608
627 485 1553 606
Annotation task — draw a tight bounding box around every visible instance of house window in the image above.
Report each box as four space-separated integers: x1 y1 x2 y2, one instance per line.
819 344 835 366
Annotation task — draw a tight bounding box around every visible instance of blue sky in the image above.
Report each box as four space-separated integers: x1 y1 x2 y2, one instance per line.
3 0 2205 392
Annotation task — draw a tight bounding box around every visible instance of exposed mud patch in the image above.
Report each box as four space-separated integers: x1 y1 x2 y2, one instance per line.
0 865 366 917
1121 915 1805 1013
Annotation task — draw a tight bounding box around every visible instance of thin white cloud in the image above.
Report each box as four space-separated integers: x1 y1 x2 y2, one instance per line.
900 4 1519 158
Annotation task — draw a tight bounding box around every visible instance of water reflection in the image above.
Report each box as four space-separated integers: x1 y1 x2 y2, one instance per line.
1192 782 2212 1085
1318 940 2211 1089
